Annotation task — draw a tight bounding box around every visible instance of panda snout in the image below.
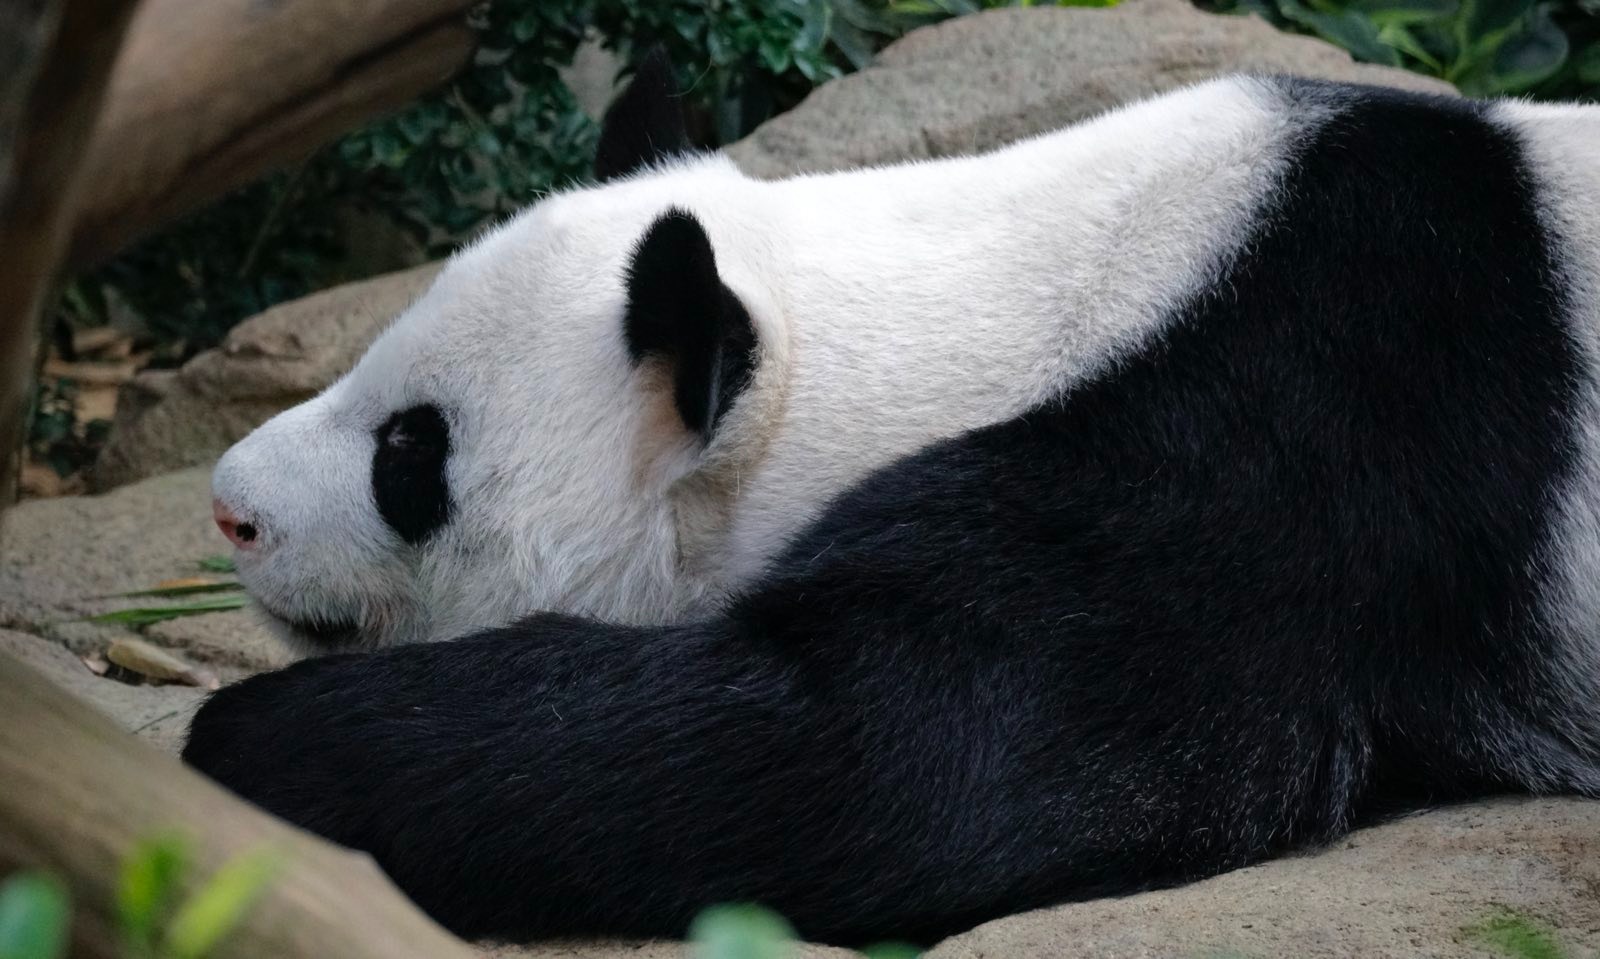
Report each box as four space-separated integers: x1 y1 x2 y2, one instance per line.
213 497 263 551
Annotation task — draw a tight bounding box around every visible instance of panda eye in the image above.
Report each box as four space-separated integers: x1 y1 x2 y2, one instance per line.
379 405 446 450
372 404 451 545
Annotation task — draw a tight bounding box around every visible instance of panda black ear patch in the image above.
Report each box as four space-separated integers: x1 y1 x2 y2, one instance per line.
594 47 691 182
624 209 757 440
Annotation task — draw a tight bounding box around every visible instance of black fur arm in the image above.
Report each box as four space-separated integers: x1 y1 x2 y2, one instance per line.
182 613 1011 944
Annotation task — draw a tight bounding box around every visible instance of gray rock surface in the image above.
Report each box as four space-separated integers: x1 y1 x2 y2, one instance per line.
481 939 852 959
725 0 1453 179
1 628 205 754
926 798 1600 958
91 263 442 490
0 464 286 671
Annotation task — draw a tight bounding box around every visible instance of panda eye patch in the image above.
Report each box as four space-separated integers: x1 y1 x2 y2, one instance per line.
372 404 451 545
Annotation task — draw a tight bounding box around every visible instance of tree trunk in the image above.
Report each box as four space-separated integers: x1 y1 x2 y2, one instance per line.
0 650 484 959
0 0 140 513
0 7 480 956
65 0 479 269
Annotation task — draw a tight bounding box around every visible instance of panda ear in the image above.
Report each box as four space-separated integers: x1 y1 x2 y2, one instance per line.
624 209 757 441
594 46 691 182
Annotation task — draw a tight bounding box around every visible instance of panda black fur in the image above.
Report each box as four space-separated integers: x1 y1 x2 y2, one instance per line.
186 61 1600 945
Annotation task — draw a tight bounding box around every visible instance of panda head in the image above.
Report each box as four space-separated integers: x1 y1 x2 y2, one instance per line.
210 51 791 651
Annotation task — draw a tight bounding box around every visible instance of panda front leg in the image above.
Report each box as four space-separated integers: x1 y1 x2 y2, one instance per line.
183 612 1019 945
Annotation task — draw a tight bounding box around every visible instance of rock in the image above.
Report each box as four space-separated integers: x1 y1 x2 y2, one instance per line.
559 34 623 122
480 940 852 959
107 636 220 689
926 798 1600 959
0 465 288 671
91 263 442 490
0 628 205 754
725 0 1454 179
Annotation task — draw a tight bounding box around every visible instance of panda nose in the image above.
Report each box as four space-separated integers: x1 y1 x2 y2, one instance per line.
213 498 261 551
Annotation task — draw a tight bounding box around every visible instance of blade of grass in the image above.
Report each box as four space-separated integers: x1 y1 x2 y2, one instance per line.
87 595 249 628
114 581 243 599
196 555 236 574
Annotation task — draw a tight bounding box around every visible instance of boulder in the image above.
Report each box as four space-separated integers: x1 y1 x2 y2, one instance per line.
927 798 1600 958
481 939 852 959
725 0 1453 178
91 0 1454 491
91 263 442 490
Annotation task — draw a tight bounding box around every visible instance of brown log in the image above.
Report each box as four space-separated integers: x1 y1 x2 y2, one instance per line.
0 648 482 959
0 0 141 511
66 0 479 269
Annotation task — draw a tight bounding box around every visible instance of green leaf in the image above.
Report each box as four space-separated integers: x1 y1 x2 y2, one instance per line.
794 0 831 54
199 553 238 576
0 874 69 959
1469 5 1570 93
1461 0 1534 40
1352 0 1457 26
1461 909 1567 959
162 848 282 959
689 903 795 959
1278 0 1404 64
1378 22 1447 70
860 944 923 959
758 37 794 73
115 581 242 599
1577 40 1600 84
87 594 249 629
117 835 189 957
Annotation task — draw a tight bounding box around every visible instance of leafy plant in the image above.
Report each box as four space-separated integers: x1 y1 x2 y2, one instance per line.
689 903 922 959
1 839 278 959
118 836 281 959
691 903 796 959
0 874 69 959
1201 0 1600 97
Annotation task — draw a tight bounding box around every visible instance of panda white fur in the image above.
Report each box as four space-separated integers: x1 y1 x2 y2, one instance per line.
189 54 1600 944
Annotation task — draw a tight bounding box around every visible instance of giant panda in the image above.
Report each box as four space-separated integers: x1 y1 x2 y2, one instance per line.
186 53 1600 946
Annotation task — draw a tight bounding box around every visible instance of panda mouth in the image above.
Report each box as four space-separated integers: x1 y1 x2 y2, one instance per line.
259 603 363 647
285 616 362 647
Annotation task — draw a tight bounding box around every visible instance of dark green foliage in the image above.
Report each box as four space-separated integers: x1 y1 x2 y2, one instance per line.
1200 0 1600 97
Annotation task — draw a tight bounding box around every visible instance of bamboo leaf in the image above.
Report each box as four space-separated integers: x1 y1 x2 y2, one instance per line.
114 581 243 599
87 594 249 629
